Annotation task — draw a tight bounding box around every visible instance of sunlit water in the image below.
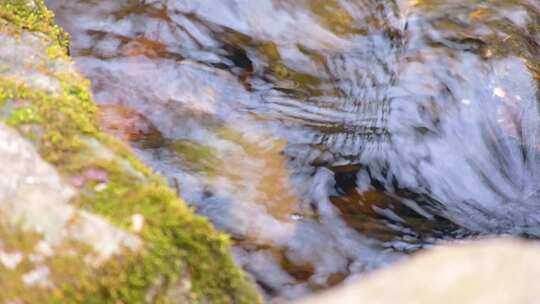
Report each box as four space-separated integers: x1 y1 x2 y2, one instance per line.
46 0 540 301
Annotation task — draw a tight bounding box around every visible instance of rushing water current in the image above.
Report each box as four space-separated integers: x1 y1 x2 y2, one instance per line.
47 0 540 301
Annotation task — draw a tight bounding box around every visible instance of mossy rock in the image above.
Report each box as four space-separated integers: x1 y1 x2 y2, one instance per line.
0 1 262 303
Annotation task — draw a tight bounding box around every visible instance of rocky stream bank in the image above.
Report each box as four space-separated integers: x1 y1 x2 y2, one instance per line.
2 1 540 304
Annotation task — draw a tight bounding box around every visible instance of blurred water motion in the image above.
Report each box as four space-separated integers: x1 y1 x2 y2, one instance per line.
46 0 540 301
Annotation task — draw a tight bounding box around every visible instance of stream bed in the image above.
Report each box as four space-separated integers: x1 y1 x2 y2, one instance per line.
46 0 540 301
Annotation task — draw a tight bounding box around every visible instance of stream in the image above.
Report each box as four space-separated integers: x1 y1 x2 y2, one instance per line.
46 0 540 301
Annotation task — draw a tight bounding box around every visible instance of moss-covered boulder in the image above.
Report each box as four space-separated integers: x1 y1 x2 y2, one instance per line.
0 1 262 303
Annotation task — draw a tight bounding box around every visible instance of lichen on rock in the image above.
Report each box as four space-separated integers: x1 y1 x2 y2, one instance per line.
0 0 262 303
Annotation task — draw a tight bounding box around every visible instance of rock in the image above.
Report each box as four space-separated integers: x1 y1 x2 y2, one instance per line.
0 1 261 303
296 238 540 304
0 122 142 258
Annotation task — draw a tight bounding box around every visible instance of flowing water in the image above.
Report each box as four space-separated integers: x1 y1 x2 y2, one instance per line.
46 0 540 301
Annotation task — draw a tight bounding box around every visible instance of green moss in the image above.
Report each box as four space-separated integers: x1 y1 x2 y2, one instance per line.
0 0 69 49
0 222 105 304
0 1 262 303
0 224 47 303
